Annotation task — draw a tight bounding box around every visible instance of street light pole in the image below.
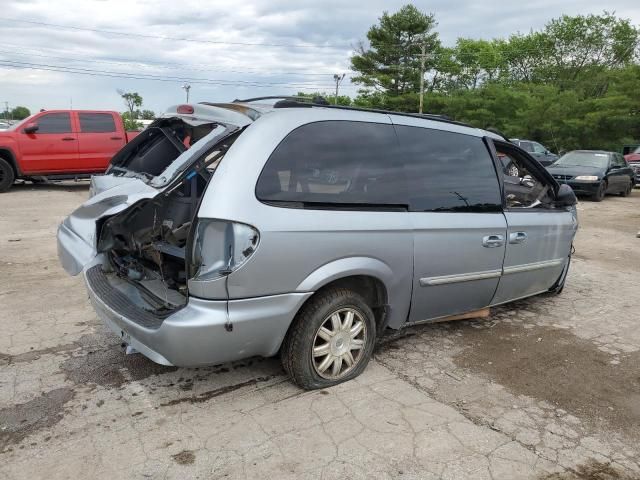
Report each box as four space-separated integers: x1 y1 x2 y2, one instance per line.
182 83 191 103
333 74 345 105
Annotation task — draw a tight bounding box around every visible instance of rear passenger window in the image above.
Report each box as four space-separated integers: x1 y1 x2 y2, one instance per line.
79 113 116 133
256 121 407 208
394 126 502 212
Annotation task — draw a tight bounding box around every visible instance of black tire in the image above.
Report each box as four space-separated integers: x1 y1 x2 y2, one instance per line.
620 181 632 197
0 157 15 193
592 181 606 202
281 288 377 390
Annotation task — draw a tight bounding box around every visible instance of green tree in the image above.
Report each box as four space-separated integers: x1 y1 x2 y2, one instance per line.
118 90 144 130
118 90 143 119
351 4 440 108
540 12 638 87
10 106 30 120
295 92 351 106
140 109 156 120
121 111 143 131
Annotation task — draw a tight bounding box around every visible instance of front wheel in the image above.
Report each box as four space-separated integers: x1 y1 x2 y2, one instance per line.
592 181 606 202
281 288 376 390
0 158 15 193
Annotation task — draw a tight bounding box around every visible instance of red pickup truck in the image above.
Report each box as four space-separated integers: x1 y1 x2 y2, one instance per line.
0 110 140 192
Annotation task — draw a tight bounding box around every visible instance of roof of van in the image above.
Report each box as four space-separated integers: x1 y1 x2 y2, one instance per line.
197 98 504 141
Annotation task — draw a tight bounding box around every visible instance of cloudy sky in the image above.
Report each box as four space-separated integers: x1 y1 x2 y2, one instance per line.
1 0 639 115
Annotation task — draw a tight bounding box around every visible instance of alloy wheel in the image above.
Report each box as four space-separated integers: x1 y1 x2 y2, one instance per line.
312 307 367 380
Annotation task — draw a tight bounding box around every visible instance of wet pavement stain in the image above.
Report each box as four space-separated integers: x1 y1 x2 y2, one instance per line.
453 322 640 441
0 388 74 453
542 460 633 479
160 376 276 407
171 450 196 465
61 347 177 388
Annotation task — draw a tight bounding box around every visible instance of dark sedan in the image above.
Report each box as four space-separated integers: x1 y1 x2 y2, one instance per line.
546 150 635 201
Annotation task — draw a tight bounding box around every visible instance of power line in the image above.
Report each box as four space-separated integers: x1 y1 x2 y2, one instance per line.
0 18 354 50
0 59 359 89
0 47 353 78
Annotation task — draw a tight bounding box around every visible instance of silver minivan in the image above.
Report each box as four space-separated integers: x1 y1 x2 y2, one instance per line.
58 99 578 390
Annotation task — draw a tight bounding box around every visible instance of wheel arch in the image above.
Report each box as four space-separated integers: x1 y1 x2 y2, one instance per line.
0 147 19 177
294 257 394 332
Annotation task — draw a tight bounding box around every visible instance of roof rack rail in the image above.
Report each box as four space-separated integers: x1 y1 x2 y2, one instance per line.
233 95 327 104
270 100 472 128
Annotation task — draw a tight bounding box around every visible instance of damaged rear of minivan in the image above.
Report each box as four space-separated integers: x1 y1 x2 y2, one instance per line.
57 103 259 365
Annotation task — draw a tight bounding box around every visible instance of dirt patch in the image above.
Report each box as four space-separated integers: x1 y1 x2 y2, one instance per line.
0 388 74 453
542 460 635 479
454 322 640 440
171 450 196 465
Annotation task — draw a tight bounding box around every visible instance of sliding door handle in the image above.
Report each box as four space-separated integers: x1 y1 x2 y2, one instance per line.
482 235 504 248
509 232 528 244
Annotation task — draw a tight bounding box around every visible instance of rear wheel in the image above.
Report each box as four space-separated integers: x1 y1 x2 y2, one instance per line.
592 181 606 202
0 158 15 193
620 181 632 197
281 288 376 390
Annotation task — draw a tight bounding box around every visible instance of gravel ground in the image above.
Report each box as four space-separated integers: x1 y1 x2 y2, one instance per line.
1 181 639 479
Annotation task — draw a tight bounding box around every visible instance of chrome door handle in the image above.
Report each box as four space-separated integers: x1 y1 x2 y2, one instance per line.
482 235 504 248
509 232 527 244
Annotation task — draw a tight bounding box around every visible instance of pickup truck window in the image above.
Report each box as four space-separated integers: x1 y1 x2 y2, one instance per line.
79 113 116 133
37 113 72 134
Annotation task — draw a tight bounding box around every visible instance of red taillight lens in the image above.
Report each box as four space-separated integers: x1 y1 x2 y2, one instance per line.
177 104 194 114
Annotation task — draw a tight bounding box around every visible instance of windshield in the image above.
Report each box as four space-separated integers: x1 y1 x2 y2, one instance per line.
633 146 640 154
555 151 609 168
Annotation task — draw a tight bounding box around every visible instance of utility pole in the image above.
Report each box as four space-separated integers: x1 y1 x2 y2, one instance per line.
3 101 9 121
182 83 191 103
416 40 435 114
333 74 345 105
419 44 426 114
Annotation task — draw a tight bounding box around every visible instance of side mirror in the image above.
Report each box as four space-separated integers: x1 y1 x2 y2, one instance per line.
555 184 577 207
23 122 39 134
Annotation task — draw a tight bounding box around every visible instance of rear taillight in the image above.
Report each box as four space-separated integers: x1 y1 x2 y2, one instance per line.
189 219 259 281
177 104 194 114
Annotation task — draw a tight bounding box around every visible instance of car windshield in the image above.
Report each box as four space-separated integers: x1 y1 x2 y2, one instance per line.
555 151 609 168
633 146 640 154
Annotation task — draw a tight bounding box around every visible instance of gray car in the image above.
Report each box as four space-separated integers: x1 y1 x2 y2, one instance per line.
58 99 578 390
510 139 559 166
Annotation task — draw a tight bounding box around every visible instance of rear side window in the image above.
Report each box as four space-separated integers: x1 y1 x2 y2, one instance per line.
394 125 502 212
256 121 407 208
35 113 71 134
519 141 534 152
79 113 116 133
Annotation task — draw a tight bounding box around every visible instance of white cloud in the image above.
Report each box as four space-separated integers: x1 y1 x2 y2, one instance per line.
0 0 638 114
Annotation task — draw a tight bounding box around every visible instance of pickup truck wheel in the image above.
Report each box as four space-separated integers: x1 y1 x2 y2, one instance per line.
281 288 376 390
0 158 15 193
